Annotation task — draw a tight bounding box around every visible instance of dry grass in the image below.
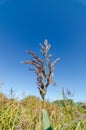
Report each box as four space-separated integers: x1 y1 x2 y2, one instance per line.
0 93 86 130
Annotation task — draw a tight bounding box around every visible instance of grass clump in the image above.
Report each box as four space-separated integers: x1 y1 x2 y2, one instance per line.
0 93 86 130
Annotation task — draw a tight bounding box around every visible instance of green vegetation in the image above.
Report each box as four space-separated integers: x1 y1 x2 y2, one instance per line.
0 93 86 130
42 109 52 130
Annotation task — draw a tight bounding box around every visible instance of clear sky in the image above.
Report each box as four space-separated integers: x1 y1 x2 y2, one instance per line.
0 0 86 102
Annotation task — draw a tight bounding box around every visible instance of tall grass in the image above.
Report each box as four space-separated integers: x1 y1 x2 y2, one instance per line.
0 93 86 130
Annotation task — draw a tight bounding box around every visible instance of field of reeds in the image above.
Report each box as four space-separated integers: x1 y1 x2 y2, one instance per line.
0 92 86 130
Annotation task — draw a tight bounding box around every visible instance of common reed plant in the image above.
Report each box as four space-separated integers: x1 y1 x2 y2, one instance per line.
22 40 60 100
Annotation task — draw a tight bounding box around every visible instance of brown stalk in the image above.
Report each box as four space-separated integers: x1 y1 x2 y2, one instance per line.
22 40 60 100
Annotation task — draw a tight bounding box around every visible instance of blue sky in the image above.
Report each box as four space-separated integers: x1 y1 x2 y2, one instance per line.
0 0 86 102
